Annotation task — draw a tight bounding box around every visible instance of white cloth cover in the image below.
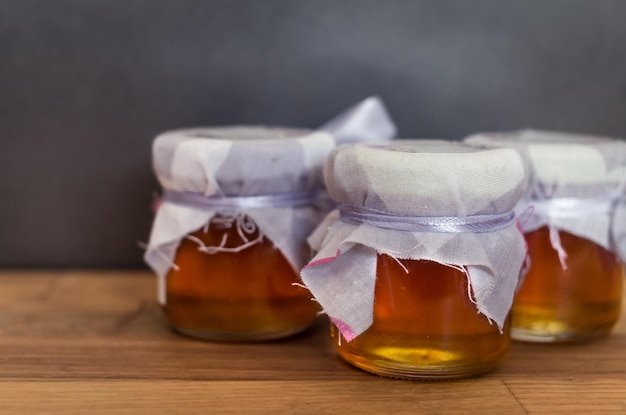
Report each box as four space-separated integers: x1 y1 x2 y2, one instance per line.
465 130 626 262
300 141 528 341
320 96 397 144
145 127 335 304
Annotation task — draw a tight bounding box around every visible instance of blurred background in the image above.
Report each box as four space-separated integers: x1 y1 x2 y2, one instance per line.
1 0 626 268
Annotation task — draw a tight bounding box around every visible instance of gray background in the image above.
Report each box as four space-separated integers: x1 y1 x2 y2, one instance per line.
2 0 626 268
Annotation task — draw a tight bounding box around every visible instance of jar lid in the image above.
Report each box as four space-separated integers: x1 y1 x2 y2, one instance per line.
465 130 626 192
152 127 335 196
324 140 526 216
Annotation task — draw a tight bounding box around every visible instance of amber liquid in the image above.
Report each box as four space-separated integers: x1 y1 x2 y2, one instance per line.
332 256 510 380
164 216 318 341
512 227 623 343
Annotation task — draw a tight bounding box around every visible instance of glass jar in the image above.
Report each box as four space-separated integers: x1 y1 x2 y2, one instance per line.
144 127 335 341
331 256 511 379
164 214 319 340
512 227 623 342
465 129 626 343
302 140 527 379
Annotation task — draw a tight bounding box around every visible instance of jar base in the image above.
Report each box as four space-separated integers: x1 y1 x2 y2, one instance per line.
511 305 619 343
511 325 613 343
163 295 319 342
171 324 311 342
336 347 499 381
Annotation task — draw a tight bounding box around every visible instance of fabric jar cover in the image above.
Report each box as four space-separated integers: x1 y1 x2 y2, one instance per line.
300 140 528 341
144 127 335 304
319 96 396 144
465 129 626 266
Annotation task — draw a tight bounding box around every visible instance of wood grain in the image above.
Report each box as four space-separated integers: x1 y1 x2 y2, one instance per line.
0 270 624 414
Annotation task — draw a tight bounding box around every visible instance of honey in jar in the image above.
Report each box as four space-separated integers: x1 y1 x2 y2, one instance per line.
302 140 527 379
512 227 623 342
164 215 319 340
144 127 335 341
331 256 511 379
465 129 626 343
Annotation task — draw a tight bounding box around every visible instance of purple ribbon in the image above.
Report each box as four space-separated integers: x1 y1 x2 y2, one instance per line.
339 204 515 233
162 189 320 211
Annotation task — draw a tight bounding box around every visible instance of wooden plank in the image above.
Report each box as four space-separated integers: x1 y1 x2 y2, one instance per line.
0 380 527 415
504 379 626 414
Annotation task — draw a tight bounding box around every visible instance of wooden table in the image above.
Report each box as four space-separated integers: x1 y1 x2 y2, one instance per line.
0 271 624 414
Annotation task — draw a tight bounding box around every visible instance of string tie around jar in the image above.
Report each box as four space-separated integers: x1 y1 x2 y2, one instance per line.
183 213 264 254
161 189 320 254
524 196 621 270
338 204 516 233
162 189 320 211
529 196 618 220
